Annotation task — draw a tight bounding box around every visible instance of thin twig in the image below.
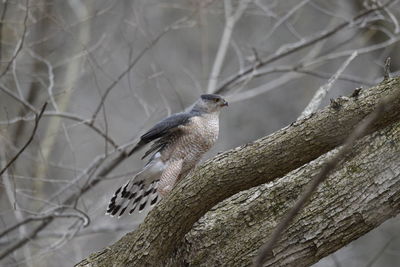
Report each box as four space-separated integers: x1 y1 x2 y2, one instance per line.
0 0 10 63
28 50 57 111
0 223 140 246
11 51 24 99
215 2 392 95
0 10 194 265
0 206 89 260
206 0 251 93
43 148 150 261
0 209 89 261
304 36 399 68
90 17 190 123
227 34 400 103
0 103 47 177
0 143 133 260
0 218 51 261
383 56 391 80
0 0 29 80
298 51 358 119
0 217 48 240
0 84 37 114
0 111 119 149
294 69 374 86
1 136 33 267
383 4 400 33
262 0 310 42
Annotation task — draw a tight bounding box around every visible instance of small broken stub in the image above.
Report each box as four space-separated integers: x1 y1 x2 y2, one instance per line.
351 87 362 98
330 96 351 110
330 98 341 110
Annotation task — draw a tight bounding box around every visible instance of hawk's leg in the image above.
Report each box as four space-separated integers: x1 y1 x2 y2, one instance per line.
158 159 183 196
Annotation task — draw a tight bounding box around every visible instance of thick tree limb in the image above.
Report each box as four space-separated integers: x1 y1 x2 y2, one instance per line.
254 97 383 266
175 120 400 266
254 80 399 265
76 77 400 266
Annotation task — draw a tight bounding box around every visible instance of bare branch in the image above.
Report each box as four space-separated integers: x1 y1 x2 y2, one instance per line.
383 4 400 33
0 134 140 260
294 69 375 86
90 17 192 123
0 0 29 79
262 0 310 42
0 218 51 261
304 36 400 67
0 0 10 63
0 223 140 246
0 217 50 240
206 0 251 93
28 50 57 111
298 51 358 119
0 84 37 114
0 111 119 149
0 102 47 176
215 2 393 95
0 207 89 261
228 34 400 103
1 138 33 267
383 56 391 80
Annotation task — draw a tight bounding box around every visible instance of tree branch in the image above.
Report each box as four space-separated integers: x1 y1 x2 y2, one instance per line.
0 136 136 261
215 2 393 95
0 103 47 176
174 119 400 266
0 0 29 79
76 76 400 266
206 0 251 93
254 77 392 266
298 51 358 119
90 17 192 123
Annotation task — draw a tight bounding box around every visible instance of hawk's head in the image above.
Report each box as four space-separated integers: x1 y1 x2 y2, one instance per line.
193 94 228 113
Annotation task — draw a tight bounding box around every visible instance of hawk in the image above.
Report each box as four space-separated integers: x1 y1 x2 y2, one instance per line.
106 94 228 217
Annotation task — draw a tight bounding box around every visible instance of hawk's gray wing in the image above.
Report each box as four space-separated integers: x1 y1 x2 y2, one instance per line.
128 112 199 157
108 112 197 217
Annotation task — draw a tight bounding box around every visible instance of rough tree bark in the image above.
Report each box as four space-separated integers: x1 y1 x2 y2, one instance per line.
173 120 400 266
76 77 400 267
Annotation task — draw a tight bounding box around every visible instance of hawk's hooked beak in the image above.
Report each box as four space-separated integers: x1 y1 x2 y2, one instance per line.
221 99 228 107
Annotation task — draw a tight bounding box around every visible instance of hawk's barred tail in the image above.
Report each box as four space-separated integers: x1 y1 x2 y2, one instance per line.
106 152 165 217
106 178 160 217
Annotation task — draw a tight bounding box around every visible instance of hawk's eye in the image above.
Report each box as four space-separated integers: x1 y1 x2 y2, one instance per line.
214 98 220 103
